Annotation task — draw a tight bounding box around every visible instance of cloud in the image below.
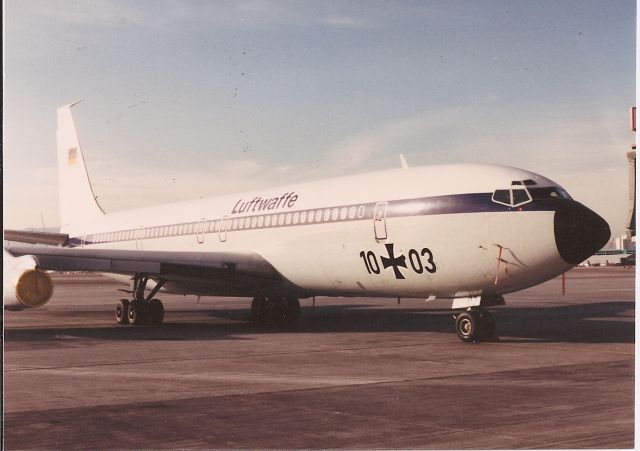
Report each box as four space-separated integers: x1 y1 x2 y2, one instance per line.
17 0 378 31
323 109 466 171
24 0 153 27
323 16 374 29
84 157 305 212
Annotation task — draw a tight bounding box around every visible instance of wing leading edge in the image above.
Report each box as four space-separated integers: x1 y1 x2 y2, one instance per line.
4 230 70 246
6 246 285 297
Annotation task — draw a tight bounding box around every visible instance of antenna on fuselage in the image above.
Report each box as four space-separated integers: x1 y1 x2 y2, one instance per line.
399 154 409 170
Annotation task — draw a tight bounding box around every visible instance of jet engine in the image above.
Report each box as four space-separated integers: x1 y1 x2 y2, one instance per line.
3 250 54 310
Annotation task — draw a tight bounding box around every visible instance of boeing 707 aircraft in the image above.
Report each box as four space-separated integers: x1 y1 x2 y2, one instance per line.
4 102 611 341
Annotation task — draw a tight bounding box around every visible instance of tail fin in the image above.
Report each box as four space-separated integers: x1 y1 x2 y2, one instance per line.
57 102 105 230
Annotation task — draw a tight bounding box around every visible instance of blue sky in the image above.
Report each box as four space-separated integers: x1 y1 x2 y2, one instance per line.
3 0 636 239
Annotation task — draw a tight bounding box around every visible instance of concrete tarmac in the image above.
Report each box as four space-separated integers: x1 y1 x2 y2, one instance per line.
3 267 635 449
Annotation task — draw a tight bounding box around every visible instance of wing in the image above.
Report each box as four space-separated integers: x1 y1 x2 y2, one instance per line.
4 229 70 246
6 245 285 297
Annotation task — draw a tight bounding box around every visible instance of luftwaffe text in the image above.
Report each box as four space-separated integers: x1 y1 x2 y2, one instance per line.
231 192 299 214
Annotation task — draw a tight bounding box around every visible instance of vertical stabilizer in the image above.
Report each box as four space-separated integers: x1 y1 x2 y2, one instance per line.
57 102 105 230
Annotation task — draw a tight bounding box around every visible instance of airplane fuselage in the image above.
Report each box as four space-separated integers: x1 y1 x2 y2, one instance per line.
62 163 605 300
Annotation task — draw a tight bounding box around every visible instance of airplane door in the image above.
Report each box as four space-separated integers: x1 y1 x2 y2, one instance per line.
373 201 388 241
135 227 145 250
219 215 228 242
197 218 206 244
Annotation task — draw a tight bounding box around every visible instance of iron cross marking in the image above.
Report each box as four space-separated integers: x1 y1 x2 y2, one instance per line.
381 243 407 279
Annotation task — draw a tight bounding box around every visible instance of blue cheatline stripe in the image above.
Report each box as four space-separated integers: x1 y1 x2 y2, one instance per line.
69 192 557 247
387 192 553 217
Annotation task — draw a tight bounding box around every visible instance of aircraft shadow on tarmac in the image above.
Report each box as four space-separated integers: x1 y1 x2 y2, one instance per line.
4 300 634 344
281 300 634 344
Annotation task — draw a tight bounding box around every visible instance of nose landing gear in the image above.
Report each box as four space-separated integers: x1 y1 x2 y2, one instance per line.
454 308 496 342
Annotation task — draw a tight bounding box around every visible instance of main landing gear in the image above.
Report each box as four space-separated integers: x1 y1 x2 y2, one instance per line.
115 275 166 326
454 308 496 342
250 297 300 329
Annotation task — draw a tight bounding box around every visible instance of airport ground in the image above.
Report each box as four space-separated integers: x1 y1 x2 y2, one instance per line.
3 267 635 449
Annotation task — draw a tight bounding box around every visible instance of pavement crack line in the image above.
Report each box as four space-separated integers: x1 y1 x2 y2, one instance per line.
3 341 442 372
5 358 632 417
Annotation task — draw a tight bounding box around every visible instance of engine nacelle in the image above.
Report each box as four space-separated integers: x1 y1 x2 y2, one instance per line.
3 250 54 310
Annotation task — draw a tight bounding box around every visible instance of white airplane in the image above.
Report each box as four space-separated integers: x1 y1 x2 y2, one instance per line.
4 102 611 341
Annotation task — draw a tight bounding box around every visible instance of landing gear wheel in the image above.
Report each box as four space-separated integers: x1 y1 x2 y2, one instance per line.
148 299 164 325
115 299 129 325
128 299 146 325
455 310 480 342
251 297 300 329
251 297 267 324
479 311 496 338
263 299 278 325
280 298 301 330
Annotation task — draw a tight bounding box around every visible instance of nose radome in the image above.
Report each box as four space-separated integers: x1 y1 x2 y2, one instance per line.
554 201 611 265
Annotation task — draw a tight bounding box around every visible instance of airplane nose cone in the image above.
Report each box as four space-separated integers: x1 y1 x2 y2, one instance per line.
554 201 611 265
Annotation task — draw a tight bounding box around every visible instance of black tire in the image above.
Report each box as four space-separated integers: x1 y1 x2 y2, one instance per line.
251 297 267 323
263 299 277 325
115 299 129 325
281 298 301 330
128 299 146 325
148 299 164 325
480 311 496 338
455 310 480 342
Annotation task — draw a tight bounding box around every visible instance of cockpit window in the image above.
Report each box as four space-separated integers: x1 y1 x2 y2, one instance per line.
558 188 571 199
511 179 537 186
529 187 572 200
512 188 531 206
491 187 533 207
492 190 511 206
